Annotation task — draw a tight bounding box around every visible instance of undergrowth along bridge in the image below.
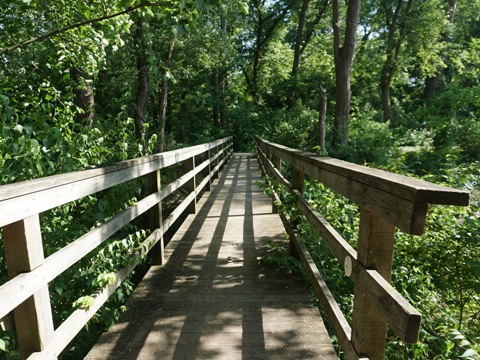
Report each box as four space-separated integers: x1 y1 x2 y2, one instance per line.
0 136 469 359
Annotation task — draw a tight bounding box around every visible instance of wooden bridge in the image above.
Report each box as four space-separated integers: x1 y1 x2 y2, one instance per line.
0 137 470 360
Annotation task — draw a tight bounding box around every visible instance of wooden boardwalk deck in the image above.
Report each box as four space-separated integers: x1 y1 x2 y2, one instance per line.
85 154 337 360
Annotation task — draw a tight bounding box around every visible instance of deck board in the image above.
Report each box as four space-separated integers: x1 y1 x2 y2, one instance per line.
85 154 337 360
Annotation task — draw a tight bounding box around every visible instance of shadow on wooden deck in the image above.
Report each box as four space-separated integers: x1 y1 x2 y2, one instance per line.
85 155 336 360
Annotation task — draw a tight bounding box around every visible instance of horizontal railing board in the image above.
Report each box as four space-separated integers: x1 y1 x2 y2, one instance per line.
293 190 421 343
0 139 231 319
293 190 357 262
0 137 232 228
256 137 469 235
0 137 233 360
27 221 166 360
351 267 421 344
257 137 469 206
0 191 161 320
280 210 367 360
257 147 292 190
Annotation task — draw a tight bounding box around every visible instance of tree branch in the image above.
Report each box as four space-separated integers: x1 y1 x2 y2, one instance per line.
0 2 155 56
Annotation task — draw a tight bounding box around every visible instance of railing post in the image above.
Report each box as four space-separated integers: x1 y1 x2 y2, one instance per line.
147 170 164 265
212 145 220 181
292 167 304 194
258 144 266 177
206 147 212 192
187 156 197 214
272 154 281 214
351 208 396 359
3 214 54 359
291 166 305 256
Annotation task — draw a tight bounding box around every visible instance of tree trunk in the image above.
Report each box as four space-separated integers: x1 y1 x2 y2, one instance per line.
133 18 149 140
248 1 291 104
252 7 263 103
286 0 310 109
71 67 95 128
319 85 327 153
332 0 361 146
158 39 175 153
219 15 228 127
212 69 220 128
380 71 393 125
212 15 228 129
423 74 440 100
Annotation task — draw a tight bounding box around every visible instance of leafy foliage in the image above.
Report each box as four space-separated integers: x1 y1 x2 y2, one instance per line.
1 0 480 358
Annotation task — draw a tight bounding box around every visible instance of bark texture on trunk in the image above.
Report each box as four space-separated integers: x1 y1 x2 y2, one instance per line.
133 18 149 139
332 0 361 146
158 39 175 153
286 0 310 109
319 85 327 154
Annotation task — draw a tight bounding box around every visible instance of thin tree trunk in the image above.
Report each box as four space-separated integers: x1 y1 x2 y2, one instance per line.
133 18 149 139
252 7 263 103
158 39 175 153
287 0 310 109
219 15 228 127
212 70 220 128
332 0 361 146
319 85 327 153
380 71 392 124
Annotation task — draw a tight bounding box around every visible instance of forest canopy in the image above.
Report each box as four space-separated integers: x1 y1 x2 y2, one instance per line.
1 0 479 359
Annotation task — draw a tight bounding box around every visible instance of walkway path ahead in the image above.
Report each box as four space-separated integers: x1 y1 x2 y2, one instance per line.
86 154 337 360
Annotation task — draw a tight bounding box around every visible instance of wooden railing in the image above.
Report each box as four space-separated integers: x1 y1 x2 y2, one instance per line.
0 137 233 359
255 137 470 360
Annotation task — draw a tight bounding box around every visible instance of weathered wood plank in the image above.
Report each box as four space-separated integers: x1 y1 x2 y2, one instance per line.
0 137 232 228
257 137 469 206
3 215 54 359
0 192 162 320
293 190 421 343
257 146 292 190
351 209 395 359
284 219 367 360
256 137 469 235
147 169 164 265
85 154 337 360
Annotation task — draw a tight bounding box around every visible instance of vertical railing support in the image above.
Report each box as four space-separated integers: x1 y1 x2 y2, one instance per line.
272 154 281 214
187 156 197 214
147 170 164 265
219 142 226 172
351 208 396 359
212 145 220 181
290 166 305 256
3 214 54 359
206 148 212 192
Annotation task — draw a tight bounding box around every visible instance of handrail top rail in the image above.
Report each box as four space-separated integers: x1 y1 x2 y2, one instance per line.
0 137 232 228
256 137 469 207
0 137 232 202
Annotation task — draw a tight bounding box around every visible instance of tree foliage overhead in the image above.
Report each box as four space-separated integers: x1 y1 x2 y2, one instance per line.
1 0 479 358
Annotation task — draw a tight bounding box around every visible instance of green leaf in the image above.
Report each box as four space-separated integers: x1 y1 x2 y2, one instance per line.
73 295 95 310
13 124 23 133
0 338 6 352
239 1 249 14
460 349 477 358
